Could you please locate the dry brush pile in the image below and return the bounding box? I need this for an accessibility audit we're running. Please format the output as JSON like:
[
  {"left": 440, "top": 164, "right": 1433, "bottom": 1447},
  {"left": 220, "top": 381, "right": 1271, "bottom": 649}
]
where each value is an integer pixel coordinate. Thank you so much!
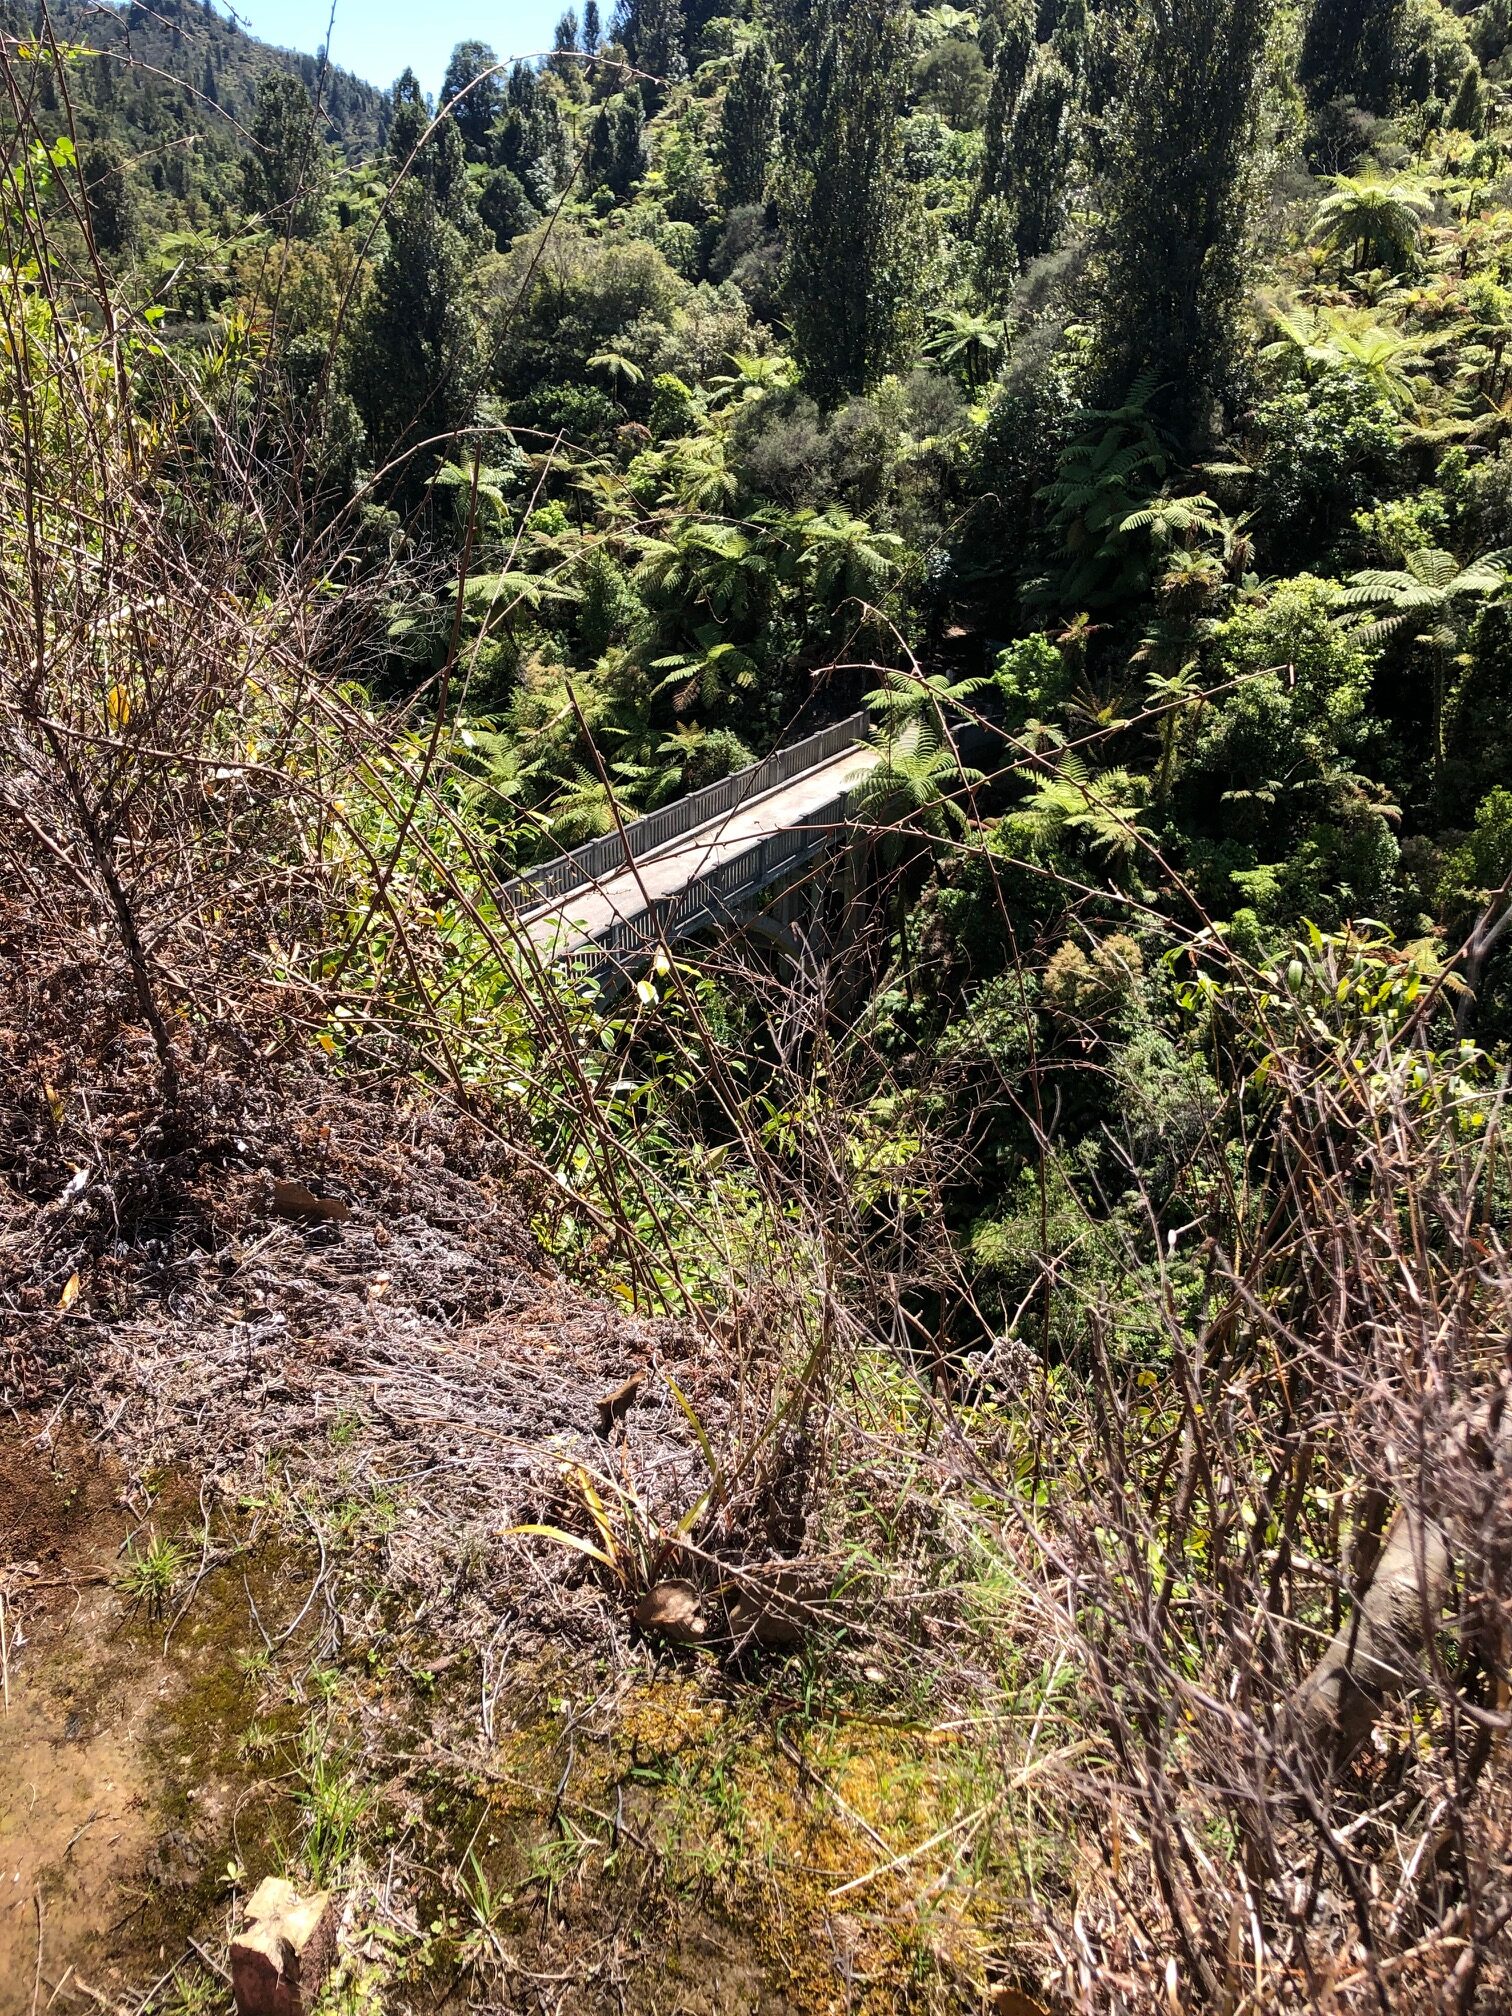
[{"left": 909, "top": 948, "right": 1512, "bottom": 2013}]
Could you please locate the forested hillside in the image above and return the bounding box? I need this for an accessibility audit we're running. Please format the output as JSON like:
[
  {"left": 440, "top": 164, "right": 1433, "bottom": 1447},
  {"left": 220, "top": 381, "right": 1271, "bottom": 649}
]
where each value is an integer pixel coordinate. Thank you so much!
[
  {"left": 6, "top": 0, "right": 1512, "bottom": 2009},
  {"left": 1, "top": 0, "right": 383, "bottom": 240}
]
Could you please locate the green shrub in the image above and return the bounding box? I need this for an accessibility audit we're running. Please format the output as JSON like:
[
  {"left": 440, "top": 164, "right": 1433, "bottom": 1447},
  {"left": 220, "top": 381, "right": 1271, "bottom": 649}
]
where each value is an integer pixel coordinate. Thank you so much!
[{"left": 1253, "top": 370, "right": 1402, "bottom": 571}]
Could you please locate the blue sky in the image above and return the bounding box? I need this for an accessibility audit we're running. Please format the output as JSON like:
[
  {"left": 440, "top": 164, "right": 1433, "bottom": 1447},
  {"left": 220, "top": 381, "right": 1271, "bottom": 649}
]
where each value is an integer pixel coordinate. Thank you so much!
[{"left": 227, "top": 1, "right": 572, "bottom": 97}]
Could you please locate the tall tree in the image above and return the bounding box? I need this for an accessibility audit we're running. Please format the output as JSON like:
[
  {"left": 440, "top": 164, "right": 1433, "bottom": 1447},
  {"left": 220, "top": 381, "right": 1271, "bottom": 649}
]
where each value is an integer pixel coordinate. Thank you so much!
[
  {"left": 984, "top": 0, "right": 1035, "bottom": 121},
  {"left": 976, "top": 36, "right": 1076, "bottom": 280},
  {"left": 972, "top": 0, "right": 1037, "bottom": 293},
  {"left": 439, "top": 40, "right": 505, "bottom": 160},
  {"left": 387, "top": 67, "right": 475, "bottom": 229},
  {"left": 618, "top": 0, "right": 687, "bottom": 92},
  {"left": 495, "top": 63, "right": 571, "bottom": 207},
  {"left": 715, "top": 30, "right": 780, "bottom": 209},
  {"left": 479, "top": 165, "right": 538, "bottom": 249},
  {"left": 1299, "top": 0, "right": 1406, "bottom": 112},
  {"left": 1002, "top": 53, "right": 1076, "bottom": 266},
  {"left": 349, "top": 181, "right": 479, "bottom": 491},
  {"left": 1448, "top": 61, "right": 1487, "bottom": 137},
  {"left": 780, "top": 0, "right": 925, "bottom": 401},
  {"left": 583, "top": 0, "right": 603, "bottom": 52},
  {"left": 583, "top": 91, "right": 647, "bottom": 200},
  {"left": 1050, "top": 0, "right": 1090, "bottom": 74},
  {"left": 386, "top": 67, "right": 431, "bottom": 171},
  {"left": 1082, "top": 0, "right": 1137, "bottom": 169},
  {"left": 1090, "top": 0, "right": 1275, "bottom": 444},
  {"left": 241, "top": 70, "right": 328, "bottom": 239},
  {"left": 81, "top": 140, "right": 136, "bottom": 256},
  {"left": 551, "top": 11, "right": 584, "bottom": 89}
]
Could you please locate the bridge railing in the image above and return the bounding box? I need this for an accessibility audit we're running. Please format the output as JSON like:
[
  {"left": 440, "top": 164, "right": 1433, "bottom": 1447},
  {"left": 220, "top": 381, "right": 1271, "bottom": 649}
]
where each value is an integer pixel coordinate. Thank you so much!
[
  {"left": 501, "top": 709, "right": 870, "bottom": 916},
  {"left": 551, "top": 785, "right": 862, "bottom": 988}
]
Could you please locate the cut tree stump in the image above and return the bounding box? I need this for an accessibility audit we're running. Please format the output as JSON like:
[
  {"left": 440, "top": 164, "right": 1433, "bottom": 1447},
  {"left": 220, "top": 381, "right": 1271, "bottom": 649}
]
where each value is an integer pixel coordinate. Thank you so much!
[
  {"left": 1286, "top": 1501, "right": 1453, "bottom": 1773},
  {"left": 230, "top": 1877, "right": 338, "bottom": 2016},
  {"left": 633, "top": 1579, "right": 707, "bottom": 1642}
]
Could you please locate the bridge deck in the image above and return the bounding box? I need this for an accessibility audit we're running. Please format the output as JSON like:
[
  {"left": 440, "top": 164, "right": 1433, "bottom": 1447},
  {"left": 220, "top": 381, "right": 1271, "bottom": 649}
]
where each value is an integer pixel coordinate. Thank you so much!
[{"left": 521, "top": 740, "right": 882, "bottom": 960}]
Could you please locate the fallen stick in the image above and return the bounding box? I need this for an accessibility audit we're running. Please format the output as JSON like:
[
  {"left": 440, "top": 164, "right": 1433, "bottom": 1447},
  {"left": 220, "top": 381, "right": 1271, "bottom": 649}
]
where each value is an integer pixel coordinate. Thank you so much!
[
  {"left": 185, "top": 1937, "right": 229, "bottom": 1983},
  {"left": 31, "top": 1891, "right": 44, "bottom": 2016}
]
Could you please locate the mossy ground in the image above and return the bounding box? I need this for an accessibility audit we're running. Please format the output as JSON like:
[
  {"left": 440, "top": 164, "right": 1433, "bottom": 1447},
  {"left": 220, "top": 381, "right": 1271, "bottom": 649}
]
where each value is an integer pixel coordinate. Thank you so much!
[
  {"left": 4, "top": 1415, "right": 1051, "bottom": 2015},
  {"left": 388, "top": 1651, "right": 1042, "bottom": 2014}
]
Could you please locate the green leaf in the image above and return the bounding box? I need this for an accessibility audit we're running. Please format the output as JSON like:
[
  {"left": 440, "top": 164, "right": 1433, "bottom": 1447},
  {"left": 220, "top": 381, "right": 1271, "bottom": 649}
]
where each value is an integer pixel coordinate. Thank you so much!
[{"left": 506, "top": 1524, "right": 617, "bottom": 1569}]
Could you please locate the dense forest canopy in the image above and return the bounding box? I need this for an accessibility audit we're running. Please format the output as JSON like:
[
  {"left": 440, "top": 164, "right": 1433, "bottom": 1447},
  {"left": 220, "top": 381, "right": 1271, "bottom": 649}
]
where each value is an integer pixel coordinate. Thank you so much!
[
  {"left": 8, "top": 0, "right": 1512, "bottom": 2005},
  {"left": 6, "top": 1, "right": 383, "bottom": 175},
  {"left": 44, "top": 0, "right": 1504, "bottom": 957}
]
